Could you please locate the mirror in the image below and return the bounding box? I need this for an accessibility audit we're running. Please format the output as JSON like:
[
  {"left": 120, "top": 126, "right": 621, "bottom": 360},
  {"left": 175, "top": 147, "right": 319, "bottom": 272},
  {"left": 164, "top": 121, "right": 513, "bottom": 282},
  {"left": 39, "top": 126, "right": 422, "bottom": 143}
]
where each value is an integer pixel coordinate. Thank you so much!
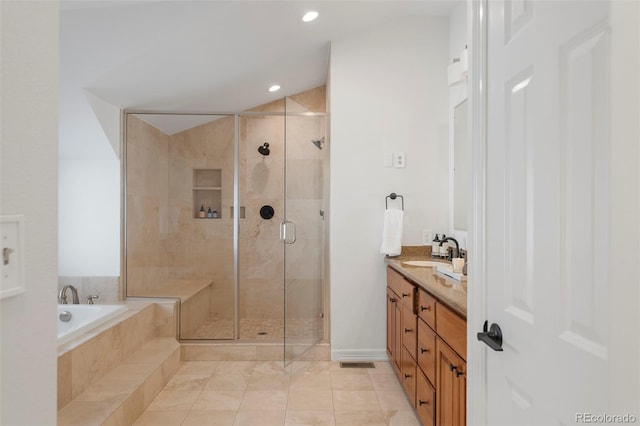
[{"left": 453, "top": 99, "right": 469, "bottom": 231}]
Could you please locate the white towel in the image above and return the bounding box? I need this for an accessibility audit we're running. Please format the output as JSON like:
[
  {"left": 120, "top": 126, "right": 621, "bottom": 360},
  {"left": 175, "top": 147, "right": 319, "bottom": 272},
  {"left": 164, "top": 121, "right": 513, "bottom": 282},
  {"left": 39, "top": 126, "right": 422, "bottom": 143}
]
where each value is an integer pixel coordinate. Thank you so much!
[{"left": 380, "top": 209, "right": 403, "bottom": 256}]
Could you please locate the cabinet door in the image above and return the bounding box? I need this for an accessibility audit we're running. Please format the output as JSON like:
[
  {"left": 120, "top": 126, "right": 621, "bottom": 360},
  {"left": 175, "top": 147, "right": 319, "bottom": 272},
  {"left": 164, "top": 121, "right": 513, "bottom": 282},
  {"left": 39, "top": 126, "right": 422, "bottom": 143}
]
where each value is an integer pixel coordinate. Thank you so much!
[
  {"left": 416, "top": 369, "right": 436, "bottom": 426},
  {"left": 417, "top": 318, "right": 436, "bottom": 384},
  {"left": 386, "top": 287, "right": 397, "bottom": 358},
  {"left": 400, "top": 346, "right": 417, "bottom": 406},
  {"left": 401, "top": 305, "right": 417, "bottom": 359},
  {"left": 394, "top": 299, "right": 402, "bottom": 374},
  {"left": 436, "top": 338, "right": 466, "bottom": 426}
]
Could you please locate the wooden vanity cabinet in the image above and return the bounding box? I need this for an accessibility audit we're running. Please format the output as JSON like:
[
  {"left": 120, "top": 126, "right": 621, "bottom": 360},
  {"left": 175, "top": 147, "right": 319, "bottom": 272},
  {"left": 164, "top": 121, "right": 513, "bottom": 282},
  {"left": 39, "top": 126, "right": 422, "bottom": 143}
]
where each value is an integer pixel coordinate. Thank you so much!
[{"left": 386, "top": 265, "right": 467, "bottom": 426}]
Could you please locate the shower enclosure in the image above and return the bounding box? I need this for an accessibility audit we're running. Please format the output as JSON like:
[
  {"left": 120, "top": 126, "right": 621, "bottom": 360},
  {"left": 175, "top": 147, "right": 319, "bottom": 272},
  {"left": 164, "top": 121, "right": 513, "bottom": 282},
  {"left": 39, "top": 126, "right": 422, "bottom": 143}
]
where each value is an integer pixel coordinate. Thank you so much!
[{"left": 123, "top": 87, "right": 328, "bottom": 362}]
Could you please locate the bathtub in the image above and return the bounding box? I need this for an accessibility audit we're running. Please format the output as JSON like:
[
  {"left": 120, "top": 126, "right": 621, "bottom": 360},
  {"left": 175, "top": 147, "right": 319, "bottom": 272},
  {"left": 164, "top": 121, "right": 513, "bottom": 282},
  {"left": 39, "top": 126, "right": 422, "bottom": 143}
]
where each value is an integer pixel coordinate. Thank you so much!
[{"left": 57, "top": 304, "right": 128, "bottom": 345}]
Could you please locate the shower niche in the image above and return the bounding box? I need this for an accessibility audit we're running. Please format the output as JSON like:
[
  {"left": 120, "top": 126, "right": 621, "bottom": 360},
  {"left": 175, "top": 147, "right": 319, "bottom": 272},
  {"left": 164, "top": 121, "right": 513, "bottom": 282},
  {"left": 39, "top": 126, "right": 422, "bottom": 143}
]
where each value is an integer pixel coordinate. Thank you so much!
[{"left": 193, "top": 168, "right": 222, "bottom": 219}]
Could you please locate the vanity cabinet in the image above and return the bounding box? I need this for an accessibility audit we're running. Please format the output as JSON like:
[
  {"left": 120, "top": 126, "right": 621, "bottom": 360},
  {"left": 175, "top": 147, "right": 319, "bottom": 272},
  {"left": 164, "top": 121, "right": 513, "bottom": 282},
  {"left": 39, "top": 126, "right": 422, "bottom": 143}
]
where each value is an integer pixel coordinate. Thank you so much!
[{"left": 386, "top": 265, "right": 466, "bottom": 426}]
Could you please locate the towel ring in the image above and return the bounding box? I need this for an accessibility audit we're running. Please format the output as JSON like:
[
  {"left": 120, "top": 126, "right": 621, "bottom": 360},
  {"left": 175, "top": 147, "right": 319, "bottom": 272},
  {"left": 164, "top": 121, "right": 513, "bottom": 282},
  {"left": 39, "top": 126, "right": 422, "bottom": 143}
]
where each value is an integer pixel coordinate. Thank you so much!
[{"left": 385, "top": 193, "right": 404, "bottom": 210}]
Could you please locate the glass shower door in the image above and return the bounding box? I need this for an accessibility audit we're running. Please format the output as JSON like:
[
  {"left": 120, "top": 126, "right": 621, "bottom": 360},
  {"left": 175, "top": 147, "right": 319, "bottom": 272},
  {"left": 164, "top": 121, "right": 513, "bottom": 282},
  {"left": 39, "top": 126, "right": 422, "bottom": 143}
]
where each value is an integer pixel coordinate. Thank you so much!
[{"left": 283, "top": 94, "right": 327, "bottom": 363}]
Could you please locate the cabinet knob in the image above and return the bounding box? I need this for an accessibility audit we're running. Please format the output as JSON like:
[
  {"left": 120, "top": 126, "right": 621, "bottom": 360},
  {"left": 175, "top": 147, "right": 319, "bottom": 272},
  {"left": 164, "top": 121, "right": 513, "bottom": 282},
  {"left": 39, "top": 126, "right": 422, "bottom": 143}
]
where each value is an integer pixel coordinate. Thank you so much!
[
  {"left": 402, "top": 293, "right": 410, "bottom": 298},
  {"left": 420, "top": 347, "right": 429, "bottom": 354},
  {"left": 389, "top": 297, "right": 397, "bottom": 303},
  {"left": 419, "top": 399, "right": 430, "bottom": 406},
  {"left": 420, "top": 305, "right": 431, "bottom": 311},
  {"left": 450, "top": 365, "right": 458, "bottom": 372},
  {"left": 404, "top": 328, "right": 413, "bottom": 334},
  {"left": 404, "top": 373, "right": 412, "bottom": 379},
  {"left": 455, "top": 369, "right": 465, "bottom": 378}
]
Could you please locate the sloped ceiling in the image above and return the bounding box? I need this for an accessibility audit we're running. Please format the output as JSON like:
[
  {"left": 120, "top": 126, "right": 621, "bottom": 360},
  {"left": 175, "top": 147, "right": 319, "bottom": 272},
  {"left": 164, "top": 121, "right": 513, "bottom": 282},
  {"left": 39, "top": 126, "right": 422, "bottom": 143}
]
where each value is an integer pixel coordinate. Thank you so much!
[{"left": 59, "top": 0, "right": 461, "bottom": 159}]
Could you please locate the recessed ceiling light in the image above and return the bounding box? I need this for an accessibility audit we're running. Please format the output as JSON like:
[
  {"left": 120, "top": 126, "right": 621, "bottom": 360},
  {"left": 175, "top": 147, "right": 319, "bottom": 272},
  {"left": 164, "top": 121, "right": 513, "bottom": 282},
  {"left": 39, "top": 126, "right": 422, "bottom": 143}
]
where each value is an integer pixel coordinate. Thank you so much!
[
  {"left": 302, "top": 11, "right": 318, "bottom": 22},
  {"left": 268, "top": 85, "right": 281, "bottom": 92}
]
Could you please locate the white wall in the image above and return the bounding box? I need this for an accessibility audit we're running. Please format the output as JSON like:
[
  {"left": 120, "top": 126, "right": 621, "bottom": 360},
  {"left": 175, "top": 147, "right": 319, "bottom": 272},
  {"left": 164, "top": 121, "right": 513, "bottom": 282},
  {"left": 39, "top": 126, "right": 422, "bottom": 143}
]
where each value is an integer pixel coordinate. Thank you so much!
[
  {"left": 59, "top": 158, "right": 120, "bottom": 276},
  {"left": 329, "top": 16, "right": 449, "bottom": 360},
  {"left": 0, "top": 1, "right": 58, "bottom": 424}
]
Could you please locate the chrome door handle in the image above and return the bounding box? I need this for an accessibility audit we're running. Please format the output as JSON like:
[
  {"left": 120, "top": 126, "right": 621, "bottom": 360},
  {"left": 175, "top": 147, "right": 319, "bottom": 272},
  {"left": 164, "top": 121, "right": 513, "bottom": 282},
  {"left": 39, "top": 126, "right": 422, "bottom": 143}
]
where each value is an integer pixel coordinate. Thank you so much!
[{"left": 280, "top": 221, "right": 296, "bottom": 244}]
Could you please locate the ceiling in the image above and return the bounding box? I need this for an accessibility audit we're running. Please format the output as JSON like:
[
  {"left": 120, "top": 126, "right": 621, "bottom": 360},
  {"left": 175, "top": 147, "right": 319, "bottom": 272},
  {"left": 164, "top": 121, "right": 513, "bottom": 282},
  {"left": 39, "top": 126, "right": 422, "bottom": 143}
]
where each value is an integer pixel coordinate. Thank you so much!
[{"left": 59, "top": 0, "right": 461, "bottom": 159}]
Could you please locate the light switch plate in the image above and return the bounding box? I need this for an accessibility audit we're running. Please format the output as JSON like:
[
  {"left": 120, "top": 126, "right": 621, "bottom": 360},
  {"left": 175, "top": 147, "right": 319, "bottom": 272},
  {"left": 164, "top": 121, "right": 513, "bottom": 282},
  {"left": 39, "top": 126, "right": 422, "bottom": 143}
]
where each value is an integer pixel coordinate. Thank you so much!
[
  {"left": 1, "top": 215, "right": 26, "bottom": 299},
  {"left": 393, "top": 152, "right": 406, "bottom": 168}
]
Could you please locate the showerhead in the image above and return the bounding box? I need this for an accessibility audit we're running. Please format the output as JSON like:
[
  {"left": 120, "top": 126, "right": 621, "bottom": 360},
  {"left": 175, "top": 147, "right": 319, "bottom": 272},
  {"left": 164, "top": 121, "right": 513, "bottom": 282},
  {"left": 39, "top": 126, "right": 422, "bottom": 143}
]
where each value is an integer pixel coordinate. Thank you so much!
[
  {"left": 311, "top": 137, "right": 325, "bottom": 150},
  {"left": 258, "top": 142, "right": 270, "bottom": 156}
]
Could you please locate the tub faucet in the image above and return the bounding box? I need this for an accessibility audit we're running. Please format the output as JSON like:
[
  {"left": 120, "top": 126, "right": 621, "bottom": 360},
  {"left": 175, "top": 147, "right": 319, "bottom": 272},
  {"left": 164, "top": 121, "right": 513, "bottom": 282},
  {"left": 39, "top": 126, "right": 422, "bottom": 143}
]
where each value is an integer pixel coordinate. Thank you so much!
[
  {"left": 58, "top": 285, "right": 80, "bottom": 304},
  {"left": 440, "top": 237, "right": 460, "bottom": 259}
]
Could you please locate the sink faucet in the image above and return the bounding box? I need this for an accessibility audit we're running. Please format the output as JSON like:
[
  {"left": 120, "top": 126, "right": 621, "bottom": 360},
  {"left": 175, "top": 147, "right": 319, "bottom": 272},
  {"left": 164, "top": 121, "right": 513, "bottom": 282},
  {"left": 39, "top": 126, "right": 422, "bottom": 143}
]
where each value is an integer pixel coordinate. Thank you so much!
[
  {"left": 440, "top": 237, "right": 460, "bottom": 259},
  {"left": 58, "top": 285, "right": 80, "bottom": 304}
]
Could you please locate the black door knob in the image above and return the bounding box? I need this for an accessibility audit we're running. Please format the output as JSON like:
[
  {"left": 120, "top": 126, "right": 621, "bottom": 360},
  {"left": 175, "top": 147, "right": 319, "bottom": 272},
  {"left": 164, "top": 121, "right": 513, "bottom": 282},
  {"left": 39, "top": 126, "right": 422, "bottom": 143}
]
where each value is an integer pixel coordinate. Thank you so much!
[{"left": 477, "top": 320, "right": 504, "bottom": 351}]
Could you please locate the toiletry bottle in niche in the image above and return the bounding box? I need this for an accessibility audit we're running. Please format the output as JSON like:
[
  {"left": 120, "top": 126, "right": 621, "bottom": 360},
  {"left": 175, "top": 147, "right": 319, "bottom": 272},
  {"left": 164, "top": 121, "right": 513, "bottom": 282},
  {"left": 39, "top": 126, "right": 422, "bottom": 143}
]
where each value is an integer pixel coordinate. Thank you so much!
[
  {"left": 440, "top": 234, "right": 449, "bottom": 258},
  {"left": 432, "top": 234, "right": 441, "bottom": 258},
  {"left": 212, "top": 210, "right": 219, "bottom": 219},
  {"left": 199, "top": 205, "right": 206, "bottom": 218},
  {"left": 207, "top": 207, "right": 213, "bottom": 218}
]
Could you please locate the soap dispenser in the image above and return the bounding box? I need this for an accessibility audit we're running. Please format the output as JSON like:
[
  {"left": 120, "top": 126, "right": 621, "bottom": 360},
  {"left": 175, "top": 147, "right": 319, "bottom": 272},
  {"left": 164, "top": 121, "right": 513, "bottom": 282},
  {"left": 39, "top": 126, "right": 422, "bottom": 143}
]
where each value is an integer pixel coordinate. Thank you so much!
[
  {"left": 199, "top": 205, "right": 206, "bottom": 218},
  {"left": 431, "top": 234, "right": 441, "bottom": 258},
  {"left": 207, "top": 207, "right": 213, "bottom": 218}
]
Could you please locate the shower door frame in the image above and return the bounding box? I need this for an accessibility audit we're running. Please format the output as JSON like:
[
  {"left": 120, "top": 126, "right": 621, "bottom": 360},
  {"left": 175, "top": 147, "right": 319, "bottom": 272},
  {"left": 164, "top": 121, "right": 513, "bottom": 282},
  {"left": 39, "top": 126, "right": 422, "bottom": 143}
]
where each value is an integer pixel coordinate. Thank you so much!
[{"left": 121, "top": 107, "right": 328, "bottom": 355}]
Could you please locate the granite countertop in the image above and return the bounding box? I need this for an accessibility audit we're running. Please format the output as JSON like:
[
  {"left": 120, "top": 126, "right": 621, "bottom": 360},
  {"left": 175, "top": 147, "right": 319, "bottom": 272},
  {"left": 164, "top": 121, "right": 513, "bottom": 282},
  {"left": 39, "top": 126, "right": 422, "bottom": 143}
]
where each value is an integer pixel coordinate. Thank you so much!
[{"left": 384, "top": 247, "right": 467, "bottom": 318}]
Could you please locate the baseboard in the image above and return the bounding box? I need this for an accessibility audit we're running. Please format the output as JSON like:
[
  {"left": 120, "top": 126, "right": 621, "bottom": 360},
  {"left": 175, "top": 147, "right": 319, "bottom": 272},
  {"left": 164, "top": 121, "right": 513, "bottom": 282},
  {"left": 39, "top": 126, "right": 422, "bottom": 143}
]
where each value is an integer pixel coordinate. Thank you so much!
[{"left": 331, "top": 349, "right": 390, "bottom": 362}]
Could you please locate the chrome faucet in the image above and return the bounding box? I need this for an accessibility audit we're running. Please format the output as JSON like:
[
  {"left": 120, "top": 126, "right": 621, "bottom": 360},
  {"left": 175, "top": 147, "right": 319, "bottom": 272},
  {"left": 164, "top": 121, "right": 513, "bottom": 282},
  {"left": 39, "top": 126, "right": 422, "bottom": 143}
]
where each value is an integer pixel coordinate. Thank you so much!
[
  {"left": 440, "top": 237, "right": 460, "bottom": 259},
  {"left": 58, "top": 285, "right": 80, "bottom": 304}
]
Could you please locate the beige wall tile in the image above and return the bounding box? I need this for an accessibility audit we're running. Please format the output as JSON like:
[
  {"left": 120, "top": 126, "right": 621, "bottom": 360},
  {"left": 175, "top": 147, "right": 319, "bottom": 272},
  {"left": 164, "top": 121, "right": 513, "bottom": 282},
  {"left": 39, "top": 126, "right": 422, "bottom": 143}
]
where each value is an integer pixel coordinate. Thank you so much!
[{"left": 57, "top": 351, "right": 72, "bottom": 409}]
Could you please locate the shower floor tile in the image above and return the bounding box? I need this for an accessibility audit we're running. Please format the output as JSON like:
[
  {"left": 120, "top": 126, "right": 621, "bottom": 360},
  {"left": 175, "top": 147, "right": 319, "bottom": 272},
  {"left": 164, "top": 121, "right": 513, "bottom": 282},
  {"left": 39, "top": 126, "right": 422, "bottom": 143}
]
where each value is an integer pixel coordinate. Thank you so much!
[
  {"left": 183, "top": 317, "right": 322, "bottom": 341},
  {"left": 134, "top": 361, "right": 421, "bottom": 426}
]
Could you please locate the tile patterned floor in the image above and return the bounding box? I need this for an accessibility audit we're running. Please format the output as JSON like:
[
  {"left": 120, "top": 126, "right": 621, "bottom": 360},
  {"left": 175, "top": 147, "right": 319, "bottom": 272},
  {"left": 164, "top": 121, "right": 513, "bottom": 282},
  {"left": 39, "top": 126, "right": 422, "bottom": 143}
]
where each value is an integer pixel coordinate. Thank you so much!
[
  {"left": 133, "top": 361, "right": 420, "bottom": 426},
  {"left": 187, "top": 318, "right": 323, "bottom": 341}
]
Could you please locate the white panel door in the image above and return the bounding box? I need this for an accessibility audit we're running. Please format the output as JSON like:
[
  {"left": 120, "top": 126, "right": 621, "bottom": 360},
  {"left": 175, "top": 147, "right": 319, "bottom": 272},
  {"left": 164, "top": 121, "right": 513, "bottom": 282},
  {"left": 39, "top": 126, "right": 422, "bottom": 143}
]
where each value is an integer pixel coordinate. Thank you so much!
[{"left": 482, "top": 1, "right": 629, "bottom": 424}]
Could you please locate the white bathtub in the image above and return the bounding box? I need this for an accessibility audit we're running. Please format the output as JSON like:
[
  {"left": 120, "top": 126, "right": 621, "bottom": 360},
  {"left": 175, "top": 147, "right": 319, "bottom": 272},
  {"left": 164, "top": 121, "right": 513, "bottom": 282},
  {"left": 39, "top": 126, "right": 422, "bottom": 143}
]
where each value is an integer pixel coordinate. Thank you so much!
[{"left": 57, "top": 304, "right": 127, "bottom": 345}]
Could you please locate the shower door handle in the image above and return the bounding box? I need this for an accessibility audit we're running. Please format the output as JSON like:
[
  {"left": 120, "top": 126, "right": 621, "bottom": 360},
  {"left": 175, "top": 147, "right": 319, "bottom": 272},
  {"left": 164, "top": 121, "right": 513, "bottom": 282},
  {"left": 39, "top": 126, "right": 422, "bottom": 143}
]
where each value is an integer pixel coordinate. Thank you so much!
[{"left": 280, "top": 221, "right": 297, "bottom": 244}]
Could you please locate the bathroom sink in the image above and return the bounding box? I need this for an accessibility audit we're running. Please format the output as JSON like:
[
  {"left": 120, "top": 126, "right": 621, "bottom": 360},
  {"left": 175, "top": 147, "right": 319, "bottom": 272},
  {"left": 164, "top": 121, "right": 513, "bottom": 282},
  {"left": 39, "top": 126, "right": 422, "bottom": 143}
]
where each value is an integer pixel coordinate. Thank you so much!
[{"left": 401, "top": 260, "right": 451, "bottom": 268}]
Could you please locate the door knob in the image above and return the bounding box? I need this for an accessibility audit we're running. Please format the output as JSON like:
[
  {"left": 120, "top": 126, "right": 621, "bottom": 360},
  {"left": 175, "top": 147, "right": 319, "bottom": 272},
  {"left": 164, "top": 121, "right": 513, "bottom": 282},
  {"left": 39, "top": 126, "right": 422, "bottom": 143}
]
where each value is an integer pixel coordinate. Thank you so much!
[{"left": 477, "top": 320, "right": 503, "bottom": 351}]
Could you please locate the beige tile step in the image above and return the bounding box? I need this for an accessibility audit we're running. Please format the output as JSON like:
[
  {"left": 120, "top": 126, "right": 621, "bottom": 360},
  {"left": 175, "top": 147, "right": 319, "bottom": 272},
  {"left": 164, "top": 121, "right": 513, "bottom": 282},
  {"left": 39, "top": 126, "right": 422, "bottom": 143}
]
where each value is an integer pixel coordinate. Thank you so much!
[{"left": 57, "top": 338, "right": 180, "bottom": 426}]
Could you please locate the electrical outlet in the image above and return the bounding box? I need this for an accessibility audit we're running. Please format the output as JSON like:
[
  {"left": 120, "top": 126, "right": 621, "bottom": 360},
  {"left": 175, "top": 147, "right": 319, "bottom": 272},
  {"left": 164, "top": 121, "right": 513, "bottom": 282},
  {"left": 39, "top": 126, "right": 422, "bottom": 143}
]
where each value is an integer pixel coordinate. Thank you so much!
[
  {"left": 422, "top": 229, "right": 433, "bottom": 245},
  {"left": 393, "top": 152, "right": 406, "bottom": 168}
]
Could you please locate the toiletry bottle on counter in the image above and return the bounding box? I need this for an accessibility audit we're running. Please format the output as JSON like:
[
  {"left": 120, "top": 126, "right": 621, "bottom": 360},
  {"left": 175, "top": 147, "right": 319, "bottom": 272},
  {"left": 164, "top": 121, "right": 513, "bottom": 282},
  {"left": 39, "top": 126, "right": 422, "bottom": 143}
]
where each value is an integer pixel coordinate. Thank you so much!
[
  {"left": 207, "top": 207, "right": 213, "bottom": 218},
  {"left": 432, "top": 234, "right": 441, "bottom": 258},
  {"left": 199, "top": 205, "right": 206, "bottom": 218},
  {"left": 212, "top": 210, "right": 219, "bottom": 218}
]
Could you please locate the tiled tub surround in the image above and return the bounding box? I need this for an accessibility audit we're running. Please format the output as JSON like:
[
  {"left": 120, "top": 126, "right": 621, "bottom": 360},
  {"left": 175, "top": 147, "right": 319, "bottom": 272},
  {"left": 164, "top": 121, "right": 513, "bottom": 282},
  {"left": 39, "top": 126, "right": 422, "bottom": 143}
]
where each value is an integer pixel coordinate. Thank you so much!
[
  {"left": 58, "top": 276, "right": 120, "bottom": 304},
  {"left": 57, "top": 301, "right": 180, "bottom": 425},
  {"left": 126, "top": 86, "right": 327, "bottom": 341}
]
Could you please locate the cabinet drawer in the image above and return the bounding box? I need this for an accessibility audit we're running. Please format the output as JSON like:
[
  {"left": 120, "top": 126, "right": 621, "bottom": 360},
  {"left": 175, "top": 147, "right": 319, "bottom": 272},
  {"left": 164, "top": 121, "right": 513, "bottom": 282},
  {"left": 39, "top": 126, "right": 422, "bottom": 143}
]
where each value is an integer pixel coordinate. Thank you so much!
[
  {"left": 402, "top": 305, "right": 417, "bottom": 359},
  {"left": 417, "top": 318, "right": 436, "bottom": 384},
  {"left": 399, "top": 278, "right": 415, "bottom": 311},
  {"left": 387, "top": 267, "right": 406, "bottom": 299},
  {"left": 417, "top": 288, "right": 436, "bottom": 328},
  {"left": 416, "top": 369, "right": 435, "bottom": 426},
  {"left": 436, "top": 303, "right": 466, "bottom": 360},
  {"left": 400, "top": 346, "right": 417, "bottom": 406}
]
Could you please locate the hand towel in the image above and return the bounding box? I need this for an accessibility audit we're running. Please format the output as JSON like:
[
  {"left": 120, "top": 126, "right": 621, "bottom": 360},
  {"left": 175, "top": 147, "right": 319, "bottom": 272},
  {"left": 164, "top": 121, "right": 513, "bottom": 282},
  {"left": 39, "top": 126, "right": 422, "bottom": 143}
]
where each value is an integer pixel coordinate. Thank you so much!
[{"left": 380, "top": 208, "right": 403, "bottom": 256}]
